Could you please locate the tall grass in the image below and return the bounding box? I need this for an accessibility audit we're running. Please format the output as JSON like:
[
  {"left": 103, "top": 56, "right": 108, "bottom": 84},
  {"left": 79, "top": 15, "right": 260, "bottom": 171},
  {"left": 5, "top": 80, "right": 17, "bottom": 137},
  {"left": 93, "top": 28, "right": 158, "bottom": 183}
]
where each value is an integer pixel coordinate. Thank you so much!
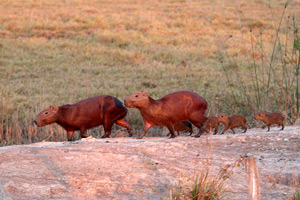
[{"left": 215, "top": 2, "right": 300, "bottom": 124}]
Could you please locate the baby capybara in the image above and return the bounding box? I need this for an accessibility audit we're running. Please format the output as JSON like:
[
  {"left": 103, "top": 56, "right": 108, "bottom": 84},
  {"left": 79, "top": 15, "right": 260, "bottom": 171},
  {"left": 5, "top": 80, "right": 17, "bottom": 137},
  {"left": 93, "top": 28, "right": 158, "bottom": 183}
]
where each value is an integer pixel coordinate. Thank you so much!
[
  {"left": 124, "top": 91, "right": 207, "bottom": 139},
  {"left": 194, "top": 116, "right": 220, "bottom": 137},
  {"left": 218, "top": 114, "right": 247, "bottom": 134},
  {"left": 173, "top": 121, "right": 193, "bottom": 136},
  {"left": 254, "top": 112, "right": 284, "bottom": 131},
  {"left": 34, "top": 95, "right": 132, "bottom": 141},
  {"left": 166, "top": 121, "right": 193, "bottom": 137}
]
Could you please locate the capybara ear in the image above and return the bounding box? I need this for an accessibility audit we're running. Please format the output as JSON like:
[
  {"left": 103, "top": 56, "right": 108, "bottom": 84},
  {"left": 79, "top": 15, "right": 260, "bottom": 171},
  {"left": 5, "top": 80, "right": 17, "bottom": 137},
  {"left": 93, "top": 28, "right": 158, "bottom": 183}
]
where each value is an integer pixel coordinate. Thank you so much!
[
  {"left": 142, "top": 91, "right": 148, "bottom": 96},
  {"left": 49, "top": 106, "right": 58, "bottom": 111}
]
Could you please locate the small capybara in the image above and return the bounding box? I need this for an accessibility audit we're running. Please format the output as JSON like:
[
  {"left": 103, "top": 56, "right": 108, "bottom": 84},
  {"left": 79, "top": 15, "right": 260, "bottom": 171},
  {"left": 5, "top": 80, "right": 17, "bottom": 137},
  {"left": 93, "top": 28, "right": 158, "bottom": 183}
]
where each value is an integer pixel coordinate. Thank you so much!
[
  {"left": 34, "top": 95, "right": 132, "bottom": 141},
  {"left": 254, "top": 112, "right": 284, "bottom": 131},
  {"left": 194, "top": 116, "right": 220, "bottom": 137},
  {"left": 124, "top": 91, "right": 207, "bottom": 139},
  {"left": 218, "top": 114, "right": 247, "bottom": 134},
  {"left": 169, "top": 121, "right": 193, "bottom": 136}
]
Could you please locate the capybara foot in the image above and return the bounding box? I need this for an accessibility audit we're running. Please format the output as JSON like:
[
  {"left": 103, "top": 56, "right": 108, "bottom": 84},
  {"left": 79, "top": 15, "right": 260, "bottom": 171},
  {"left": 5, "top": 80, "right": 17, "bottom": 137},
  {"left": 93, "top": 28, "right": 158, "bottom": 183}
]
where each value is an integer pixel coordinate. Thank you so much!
[
  {"left": 101, "top": 134, "right": 109, "bottom": 138},
  {"left": 128, "top": 132, "right": 133, "bottom": 137}
]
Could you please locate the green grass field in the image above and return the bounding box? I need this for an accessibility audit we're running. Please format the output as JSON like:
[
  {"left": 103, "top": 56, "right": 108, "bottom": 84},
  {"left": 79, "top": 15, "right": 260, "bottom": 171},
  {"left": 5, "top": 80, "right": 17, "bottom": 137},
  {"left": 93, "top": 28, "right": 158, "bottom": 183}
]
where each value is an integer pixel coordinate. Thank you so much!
[{"left": 0, "top": 0, "right": 299, "bottom": 145}]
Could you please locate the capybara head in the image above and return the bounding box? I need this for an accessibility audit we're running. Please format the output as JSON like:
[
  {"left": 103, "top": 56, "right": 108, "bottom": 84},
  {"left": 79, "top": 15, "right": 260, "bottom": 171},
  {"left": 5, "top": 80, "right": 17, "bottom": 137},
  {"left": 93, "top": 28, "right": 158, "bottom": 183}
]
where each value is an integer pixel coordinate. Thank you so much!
[
  {"left": 124, "top": 91, "right": 150, "bottom": 108},
  {"left": 34, "top": 106, "right": 59, "bottom": 127},
  {"left": 254, "top": 112, "right": 266, "bottom": 121},
  {"left": 218, "top": 113, "right": 229, "bottom": 124}
]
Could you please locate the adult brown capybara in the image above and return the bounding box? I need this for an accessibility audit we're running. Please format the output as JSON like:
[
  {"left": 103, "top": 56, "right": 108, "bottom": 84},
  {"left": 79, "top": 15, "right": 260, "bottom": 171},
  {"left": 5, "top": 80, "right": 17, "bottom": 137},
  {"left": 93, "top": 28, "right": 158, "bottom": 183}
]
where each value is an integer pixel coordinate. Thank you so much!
[
  {"left": 218, "top": 114, "right": 247, "bottom": 134},
  {"left": 194, "top": 116, "right": 220, "bottom": 137},
  {"left": 254, "top": 112, "right": 284, "bottom": 131},
  {"left": 34, "top": 95, "right": 132, "bottom": 141},
  {"left": 124, "top": 91, "right": 207, "bottom": 139}
]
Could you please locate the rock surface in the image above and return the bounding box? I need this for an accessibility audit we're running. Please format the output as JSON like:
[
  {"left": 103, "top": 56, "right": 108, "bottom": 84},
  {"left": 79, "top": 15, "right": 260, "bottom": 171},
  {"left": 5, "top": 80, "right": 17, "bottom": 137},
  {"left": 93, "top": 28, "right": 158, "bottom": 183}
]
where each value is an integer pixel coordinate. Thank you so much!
[{"left": 0, "top": 126, "right": 299, "bottom": 200}]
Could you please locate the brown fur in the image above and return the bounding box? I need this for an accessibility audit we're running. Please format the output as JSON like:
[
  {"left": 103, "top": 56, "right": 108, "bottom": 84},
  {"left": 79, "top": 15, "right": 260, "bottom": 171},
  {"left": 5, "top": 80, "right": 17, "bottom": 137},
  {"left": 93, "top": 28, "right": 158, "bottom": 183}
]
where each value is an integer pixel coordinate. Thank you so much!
[
  {"left": 34, "top": 95, "right": 132, "bottom": 141},
  {"left": 124, "top": 91, "right": 207, "bottom": 139},
  {"left": 254, "top": 112, "right": 284, "bottom": 131},
  {"left": 218, "top": 114, "right": 247, "bottom": 134},
  {"left": 172, "top": 121, "right": 193, "bottom": 136},
  {"left": 194, "top": 116, "right": 219, "bottom": 137}
]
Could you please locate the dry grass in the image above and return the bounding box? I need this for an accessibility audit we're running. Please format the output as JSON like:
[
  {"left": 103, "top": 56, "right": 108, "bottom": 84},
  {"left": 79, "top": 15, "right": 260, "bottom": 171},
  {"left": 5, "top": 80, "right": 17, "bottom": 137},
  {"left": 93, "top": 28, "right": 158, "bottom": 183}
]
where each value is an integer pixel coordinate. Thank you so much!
[{"left": 0, "top": 0, "right": 299, "bottom": 145}]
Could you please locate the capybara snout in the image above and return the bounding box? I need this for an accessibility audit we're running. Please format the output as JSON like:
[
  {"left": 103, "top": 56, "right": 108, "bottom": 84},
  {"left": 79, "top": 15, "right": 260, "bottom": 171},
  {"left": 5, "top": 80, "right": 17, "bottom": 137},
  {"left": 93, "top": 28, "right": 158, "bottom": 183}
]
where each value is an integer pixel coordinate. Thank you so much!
[{"left": 34, "top": 106, "right": 58, "bottom": 127}]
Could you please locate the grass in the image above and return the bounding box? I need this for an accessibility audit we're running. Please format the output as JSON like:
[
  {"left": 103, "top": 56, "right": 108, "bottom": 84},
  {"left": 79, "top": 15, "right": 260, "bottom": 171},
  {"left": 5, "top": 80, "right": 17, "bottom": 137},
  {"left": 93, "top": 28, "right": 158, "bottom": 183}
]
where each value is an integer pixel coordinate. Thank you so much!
[
  {"left": 169, "top": 131, "right": 245, "bottom": 200},
  {"left": 0, "top": 0, "right": 300, "bottom": 145}
]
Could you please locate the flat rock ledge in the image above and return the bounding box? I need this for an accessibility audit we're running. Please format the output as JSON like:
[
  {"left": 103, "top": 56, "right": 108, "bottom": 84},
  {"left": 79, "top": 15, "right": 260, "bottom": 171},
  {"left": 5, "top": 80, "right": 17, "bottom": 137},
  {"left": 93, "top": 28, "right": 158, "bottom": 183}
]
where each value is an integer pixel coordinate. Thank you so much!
[{"left": 0, "top": 126, "right": 299, "bottom": 200}]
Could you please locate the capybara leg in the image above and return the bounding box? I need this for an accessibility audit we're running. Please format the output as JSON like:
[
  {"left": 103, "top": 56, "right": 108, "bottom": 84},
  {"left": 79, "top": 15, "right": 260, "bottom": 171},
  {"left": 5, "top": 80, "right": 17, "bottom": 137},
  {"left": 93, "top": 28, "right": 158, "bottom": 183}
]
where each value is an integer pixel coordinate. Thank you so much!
[
  {"left": 231, "top": 128, "right": 235, "bottom": 134},
  {"left": 166, "top": 125, "right": 176, "bottom": 138},
  {"left": 267, "top": 125, "right": 270, "bottom": 132},
  {"left": 213, "top": 129, "right": 218, "bottom": 135},
  {"left": 67, "top": 131, "right": 74, "bottom": 141},
  {"left": 116, "top": 119, "right": 132, "bottom": 137},
  {"left": 280, "top": 124, "right": 284, "bottom": 130},
  {"left": 137, "top": 122, "right": 152, "bottom": 139},
  {"left": 214, "top": 127, "right": 219, "bottom": 135},
  {"left": 182, "top": 121, "right": 193, "bottom": 136},
  {"left": 220, "top": 128, "right": 227, "bottom": 135},
  {"left": 193, "top": 127, "right": 205, "bottom": 138},
  {"left": 80, "top": 129, "right": 88, "bottom": 138},
  {"left": 242, "top": 125, "right": 247, "bottom": 133},
  {"left": 102, "top": 122, "right": 113, "bottom": 138}
]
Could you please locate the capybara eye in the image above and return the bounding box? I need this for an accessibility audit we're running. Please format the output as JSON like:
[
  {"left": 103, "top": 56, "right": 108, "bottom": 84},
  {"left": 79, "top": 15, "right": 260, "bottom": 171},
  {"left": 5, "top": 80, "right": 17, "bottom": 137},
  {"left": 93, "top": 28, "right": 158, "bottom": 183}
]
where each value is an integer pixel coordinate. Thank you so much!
[
  {"left": 45, "top": 112, "right": 48, "bottom": 115},
  {"left": 135, "top": 95, "right": 138, "bottom": 97}
]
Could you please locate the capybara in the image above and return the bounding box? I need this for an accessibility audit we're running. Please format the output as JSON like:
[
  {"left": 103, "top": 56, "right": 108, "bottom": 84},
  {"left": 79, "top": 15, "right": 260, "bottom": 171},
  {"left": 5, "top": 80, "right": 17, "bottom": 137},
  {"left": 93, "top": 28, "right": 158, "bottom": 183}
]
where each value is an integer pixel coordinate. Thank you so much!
[
  {"left": 254, "top": 112, "right": 284, "bottom": 131},
  {"left": 194, "top": 116, "right": 220, "bottom": 137},
  {"left": 167, "top": 121, "right": 193, "bottom": 136},
  {"left": 218, "top": 114, "right": 247, "bottom": 134},
  {"left": 34, "top": 95, "right": 132, "bottom": 141},
  {"left": 174, "top": 121, "right": 193, "bottom": 136},
  {"left": 124, "top": 91, "right": 207, "bottom": 139}
]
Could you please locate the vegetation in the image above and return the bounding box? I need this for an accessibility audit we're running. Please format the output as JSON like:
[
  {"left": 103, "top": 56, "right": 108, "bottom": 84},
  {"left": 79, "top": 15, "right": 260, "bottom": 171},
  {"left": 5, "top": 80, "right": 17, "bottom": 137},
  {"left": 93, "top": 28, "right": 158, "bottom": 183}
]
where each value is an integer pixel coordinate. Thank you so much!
[{"left": 0, "top": 0, "right": 299, "bottom": 145}]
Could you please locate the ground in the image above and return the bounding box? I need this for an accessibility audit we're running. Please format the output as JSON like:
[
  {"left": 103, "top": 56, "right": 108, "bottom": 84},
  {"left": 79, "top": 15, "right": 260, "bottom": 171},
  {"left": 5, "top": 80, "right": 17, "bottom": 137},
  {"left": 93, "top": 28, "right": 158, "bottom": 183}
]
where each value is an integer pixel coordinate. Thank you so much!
[{"left": 0, "top": 126, "right": 299, "bottom": 200}]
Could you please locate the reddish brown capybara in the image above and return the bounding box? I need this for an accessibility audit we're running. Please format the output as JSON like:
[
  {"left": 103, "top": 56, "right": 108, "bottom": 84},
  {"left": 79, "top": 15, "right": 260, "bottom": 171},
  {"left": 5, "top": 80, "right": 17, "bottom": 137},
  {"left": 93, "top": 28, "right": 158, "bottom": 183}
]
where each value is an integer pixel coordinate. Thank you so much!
[
  {"left": 123, "top": 91, "right": 207, "bottom": 139},
  {"left": 34, "top": 95, "right": 132, "bottom": 141},
  {"left": 174, "top": 121, "right": 193, "bottom": 136},
  {"left": 254, "top": 112, "right": 284, "bottom": 131},
  {"left": 194, "top": 116, "right": 220, "bottom": 137},
  {"left": 218, "top": 114, "right": 247, "bottom": 134},
  {"left": 167, "top": 121, "right": 193, "bottom": 136}
]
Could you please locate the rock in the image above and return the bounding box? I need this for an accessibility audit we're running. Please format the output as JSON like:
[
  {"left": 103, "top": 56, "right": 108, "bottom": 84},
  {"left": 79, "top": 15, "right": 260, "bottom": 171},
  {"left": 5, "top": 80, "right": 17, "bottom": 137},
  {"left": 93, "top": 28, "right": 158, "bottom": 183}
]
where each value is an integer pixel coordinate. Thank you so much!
[{"left": 0, "top": 126, "right": 299, "bottom": 200}]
